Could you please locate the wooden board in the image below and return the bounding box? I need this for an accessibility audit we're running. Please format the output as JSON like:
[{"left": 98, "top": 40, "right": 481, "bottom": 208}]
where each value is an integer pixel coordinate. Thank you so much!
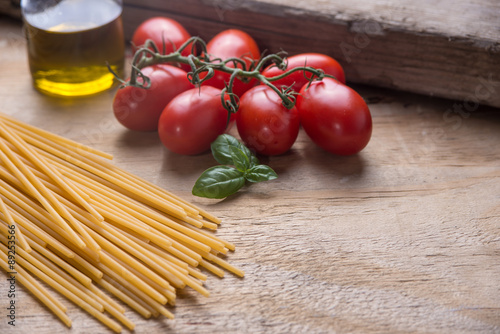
[
  {"left": 0, "top": 0, "right": 21, "bottom": 20},
  {"left": 1, "top": 17, "right": 500, "bottom": 334},
  {"left": 122, "top": 0, "right": 500, "bottom": 108}
]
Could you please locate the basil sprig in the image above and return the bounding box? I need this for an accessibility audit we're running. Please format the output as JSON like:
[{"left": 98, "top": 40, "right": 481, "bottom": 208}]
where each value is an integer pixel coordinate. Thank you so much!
[{"left": 192, "top": 135, "right": 278, "bottom": 199}]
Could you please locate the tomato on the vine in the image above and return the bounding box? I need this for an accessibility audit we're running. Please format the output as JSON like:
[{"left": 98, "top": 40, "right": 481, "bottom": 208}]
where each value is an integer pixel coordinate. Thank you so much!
[
  {"left": 202, "top": 29, "right": 260, "bottom": 97},
  {"left": 132, "top": 17, "right": 192, "bottom": 71},
  {"left": 262, "top": 53, "right": 345, "bottom": 93},
  {"left": 113, "top": 64, "right": 193, "bottom": 132},
  {"left": 158, "top": 86, "right": 229, "bottom": 155},
  {"left": 296, "top": 78, "right": 372, "bottom": 155},
  {"left": 236, "top": 85, "right": 300, "bottom": 156}
]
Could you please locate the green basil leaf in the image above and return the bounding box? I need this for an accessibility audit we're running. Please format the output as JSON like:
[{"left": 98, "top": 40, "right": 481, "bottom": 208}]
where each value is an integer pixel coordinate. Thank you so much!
[
  {"left": 210, "top": 134, "right": 242, "bottom": 165},
  {"left": 244, "top": 164, "right": 278, "bottom": 183},
  {"left": 247, "top": 151, "right": 260, "bottom": 167},
  {"left": 238, "top": 143, "right": 259, "bottom": 167},
  {"left": 211, "top": 134, "right": 260, "bottom": 167},
  {"left": 192, "top": 166, "right": 246, "bottom": 199},
  {"left": 230, "top": 146, "right": 251, "bottom": 171}
]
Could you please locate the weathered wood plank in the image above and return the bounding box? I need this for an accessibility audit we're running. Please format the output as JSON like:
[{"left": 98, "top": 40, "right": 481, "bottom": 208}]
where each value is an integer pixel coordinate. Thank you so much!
[
  {"left": 0, "top": 0, "right": 21, "bottom": 19},
  {"left": 122, "top": 0, "right": 500, "bottom": 108}
]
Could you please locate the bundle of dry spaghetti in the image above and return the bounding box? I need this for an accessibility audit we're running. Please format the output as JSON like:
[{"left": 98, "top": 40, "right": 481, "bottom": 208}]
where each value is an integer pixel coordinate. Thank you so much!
[{"left": 0, "top": 112, "right": 243, "bottom": 332}]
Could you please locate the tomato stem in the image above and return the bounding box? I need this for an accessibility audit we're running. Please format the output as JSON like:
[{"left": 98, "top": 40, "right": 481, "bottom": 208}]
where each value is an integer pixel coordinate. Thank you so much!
[{"left": 119, "top": 36, "right": 332, "bottom": 114}]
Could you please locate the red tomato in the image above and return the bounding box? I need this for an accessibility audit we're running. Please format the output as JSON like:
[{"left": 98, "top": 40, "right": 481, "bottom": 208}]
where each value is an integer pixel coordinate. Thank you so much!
[
  {"left": 202, "top": 29, "right": 260, "bottom": 96},
  {"left": 296, "top": 78, "right": 372, "bottom": 155},
  {"left": 262, "top": 53, "right": 346, "bottom": 93},
  {"left": 158, "top": 86, "right": 229, "bottom": 155},
  {"left": 113, "top": 65, "right": 193, "bottom": 132},
  {"left": 236, "top": 85, "right": 300, "bottom": 156},
  {"left": 131, "top": 17, "right": 192, "bottom": 71}
]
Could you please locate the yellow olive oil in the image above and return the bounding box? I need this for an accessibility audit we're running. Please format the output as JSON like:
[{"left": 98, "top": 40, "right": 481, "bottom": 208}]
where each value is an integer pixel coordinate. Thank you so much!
[{"left": 23, "top": 0, "right": 124, "bottom": 97}]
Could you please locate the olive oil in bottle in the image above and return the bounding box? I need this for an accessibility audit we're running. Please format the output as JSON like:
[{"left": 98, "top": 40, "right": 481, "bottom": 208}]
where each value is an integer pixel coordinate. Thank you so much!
[{"left": 22, "top": 0, "right": 125, "bottom": 97}]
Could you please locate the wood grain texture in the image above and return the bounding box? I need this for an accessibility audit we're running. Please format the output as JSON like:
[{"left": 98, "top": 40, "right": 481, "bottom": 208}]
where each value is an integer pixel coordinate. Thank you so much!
[
  {"left": 122, "top": 0, "right": 500, "bottom": 108},
  {"left": 1, "top": 18, "right": 500, "bottom": 334}
]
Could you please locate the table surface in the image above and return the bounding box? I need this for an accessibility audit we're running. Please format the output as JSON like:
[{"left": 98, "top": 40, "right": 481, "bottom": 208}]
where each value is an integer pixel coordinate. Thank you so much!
[{"left": 0, "top": 17, "right": 499, "bottom": 334}]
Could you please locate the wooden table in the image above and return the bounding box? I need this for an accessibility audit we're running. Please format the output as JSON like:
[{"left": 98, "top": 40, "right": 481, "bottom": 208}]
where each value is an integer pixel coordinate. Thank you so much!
[{"left": 1, "top": 16, "right": 500, "bottom": 334}]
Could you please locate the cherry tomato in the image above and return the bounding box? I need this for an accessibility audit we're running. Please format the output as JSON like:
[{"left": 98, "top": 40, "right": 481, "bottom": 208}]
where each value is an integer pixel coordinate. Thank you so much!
[
  {"left": 262, "top": 53, "right": 346, "bottom": 93},
  {"left": 131, "top": 17, "right": 192, "bottom": 71},
  {"left": 296, "top": 78, "right": 372, "bottom": 155},
  {"left": 236, "top": 85, "right": 300, "bottom": 156},
  {"left": 113, "top": 65, "right": 193, "bottom": 132},
  {"left": 202, "top": 29, "right": 260, "bottom": 96},
  {"left": 158, "top": 86, "right": 229, "bottom": 155}
]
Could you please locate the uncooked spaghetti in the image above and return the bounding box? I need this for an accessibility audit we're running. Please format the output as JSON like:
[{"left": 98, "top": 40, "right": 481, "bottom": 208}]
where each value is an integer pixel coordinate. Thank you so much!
[{"left": 0, "top": 113, "right": 243, "bottom": 333}]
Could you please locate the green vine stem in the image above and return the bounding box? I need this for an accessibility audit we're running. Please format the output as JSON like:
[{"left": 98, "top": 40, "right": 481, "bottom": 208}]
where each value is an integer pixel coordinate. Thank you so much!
[{"left": 118, "top": 36, "right": 334, "bottom": 115}]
